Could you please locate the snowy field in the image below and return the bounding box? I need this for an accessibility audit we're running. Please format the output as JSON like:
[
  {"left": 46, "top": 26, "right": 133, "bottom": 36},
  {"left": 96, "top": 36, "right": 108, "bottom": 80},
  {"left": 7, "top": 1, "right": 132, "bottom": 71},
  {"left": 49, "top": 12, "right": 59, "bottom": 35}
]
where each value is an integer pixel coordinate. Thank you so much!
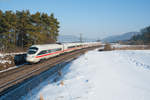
[{"left": 21, "top": 49, "right": 150, "bottom": 100}]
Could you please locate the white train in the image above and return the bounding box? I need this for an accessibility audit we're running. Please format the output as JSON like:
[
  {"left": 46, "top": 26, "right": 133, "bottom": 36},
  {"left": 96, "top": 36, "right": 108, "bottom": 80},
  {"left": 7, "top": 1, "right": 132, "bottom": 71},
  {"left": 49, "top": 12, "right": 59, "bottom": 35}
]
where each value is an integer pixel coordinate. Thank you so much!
[{"left": 26, "top": 42, "right": 100, "bottom": 63}]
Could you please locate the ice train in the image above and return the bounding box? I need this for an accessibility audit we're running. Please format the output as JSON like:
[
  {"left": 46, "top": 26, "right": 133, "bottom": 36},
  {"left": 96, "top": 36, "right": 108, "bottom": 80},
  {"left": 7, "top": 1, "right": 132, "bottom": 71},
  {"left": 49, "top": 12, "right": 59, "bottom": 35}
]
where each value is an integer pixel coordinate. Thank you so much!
[{"left": 26, "top": 42, "right": 100, "bottom": 63}]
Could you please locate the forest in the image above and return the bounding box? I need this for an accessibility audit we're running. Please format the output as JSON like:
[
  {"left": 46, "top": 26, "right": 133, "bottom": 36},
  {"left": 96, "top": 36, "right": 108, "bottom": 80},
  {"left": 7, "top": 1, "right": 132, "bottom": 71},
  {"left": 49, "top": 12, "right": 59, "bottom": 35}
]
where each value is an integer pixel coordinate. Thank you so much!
[
  {"left": 129, "top": 26, "right": 150, "bottom": 45},
  {"left": 0, "top": 10, "right": 60, "bottom": 51}
]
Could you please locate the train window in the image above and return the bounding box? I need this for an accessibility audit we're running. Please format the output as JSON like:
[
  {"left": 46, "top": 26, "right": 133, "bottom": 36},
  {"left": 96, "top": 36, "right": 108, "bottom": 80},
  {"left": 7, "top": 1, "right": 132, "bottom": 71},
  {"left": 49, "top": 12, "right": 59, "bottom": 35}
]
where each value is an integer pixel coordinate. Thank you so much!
[
  {"left": 28, "top": 47, "right": 38, "bottom": 55},
  {"left": 51, "top": 49, "right": 56, "bottom": 52},
  {"left": 29, "top": 47, "right": 38, "bottom": 51},
  {"left": 50, "top": 48, "right": 62, "bottom": 52},
  {"left": 37, "top": 50, "right": 47, "bottom": 55},
  {"left": 55, "top": 48, "right": 62, "bottom": 51},
  {"left": 28, "top": 47, "right": 38, "bottom": 54},
  {"left": 48, "top": 50, "right": 51, "bottom": 53},
  {"left": 68, "top": 46, "right": 75, "bottom": 48},
  {"left": 28, "top": 50, "right": 37, "bottom": 54}
]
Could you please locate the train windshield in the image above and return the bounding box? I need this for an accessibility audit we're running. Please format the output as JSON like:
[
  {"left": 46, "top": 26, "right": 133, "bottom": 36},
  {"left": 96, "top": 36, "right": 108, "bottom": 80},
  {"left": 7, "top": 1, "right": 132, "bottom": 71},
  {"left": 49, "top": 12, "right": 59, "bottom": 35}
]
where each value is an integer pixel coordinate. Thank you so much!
[{"left": 28, "top": 47, "right": 38, "bottom": 54}]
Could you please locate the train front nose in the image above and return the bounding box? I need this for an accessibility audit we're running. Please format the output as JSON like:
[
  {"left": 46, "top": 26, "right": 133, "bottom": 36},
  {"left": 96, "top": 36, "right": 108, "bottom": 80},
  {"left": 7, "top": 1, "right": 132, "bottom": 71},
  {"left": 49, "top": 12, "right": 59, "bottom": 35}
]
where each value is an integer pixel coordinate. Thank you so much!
[{"left": 26, "top": 55, "right": 35, "bottom": 63}]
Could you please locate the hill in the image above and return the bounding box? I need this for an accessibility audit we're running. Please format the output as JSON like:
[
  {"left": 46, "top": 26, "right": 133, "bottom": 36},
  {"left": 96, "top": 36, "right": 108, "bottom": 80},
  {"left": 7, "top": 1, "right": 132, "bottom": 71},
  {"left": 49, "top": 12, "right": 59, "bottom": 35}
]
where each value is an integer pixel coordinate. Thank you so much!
[
  {"left": 130, "top": 26, "right": 150, "bottom": 44},
  {"left": 57, "top": 35, "right": 96, "bottom": 42},
  {"left": 102, "top": 32, "right": 141, "bottom": 42}
]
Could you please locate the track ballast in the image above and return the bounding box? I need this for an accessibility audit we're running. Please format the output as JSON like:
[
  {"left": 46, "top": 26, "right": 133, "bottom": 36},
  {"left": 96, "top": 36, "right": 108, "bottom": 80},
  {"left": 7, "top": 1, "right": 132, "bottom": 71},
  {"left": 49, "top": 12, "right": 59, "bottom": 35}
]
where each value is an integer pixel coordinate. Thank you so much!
[{"left": 0, "top": 46, "right": 100, "bottom": 96}]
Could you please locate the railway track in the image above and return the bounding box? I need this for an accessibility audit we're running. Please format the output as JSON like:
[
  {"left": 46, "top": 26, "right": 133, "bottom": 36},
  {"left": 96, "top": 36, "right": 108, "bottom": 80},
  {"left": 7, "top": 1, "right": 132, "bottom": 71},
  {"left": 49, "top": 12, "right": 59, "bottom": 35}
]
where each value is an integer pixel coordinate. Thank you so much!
[{"left": 0, "top": 46, "right": 100, "bottom": 95}]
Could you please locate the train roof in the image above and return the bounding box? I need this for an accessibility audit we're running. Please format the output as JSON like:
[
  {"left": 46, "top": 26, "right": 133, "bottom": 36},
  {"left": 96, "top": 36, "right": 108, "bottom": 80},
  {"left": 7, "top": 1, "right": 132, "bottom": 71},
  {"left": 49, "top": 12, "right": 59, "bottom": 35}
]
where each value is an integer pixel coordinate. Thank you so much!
[{"left": 30, "top": 44, "right": 63, "bottom": 50}]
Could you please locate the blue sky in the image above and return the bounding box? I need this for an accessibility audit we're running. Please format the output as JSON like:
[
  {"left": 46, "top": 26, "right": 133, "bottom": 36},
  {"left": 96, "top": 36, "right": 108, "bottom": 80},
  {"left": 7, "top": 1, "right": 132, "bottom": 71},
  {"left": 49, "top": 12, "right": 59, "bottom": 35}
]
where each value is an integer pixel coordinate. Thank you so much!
[{"left": 0, "top": 0, "right": 150, "bottom": 39}]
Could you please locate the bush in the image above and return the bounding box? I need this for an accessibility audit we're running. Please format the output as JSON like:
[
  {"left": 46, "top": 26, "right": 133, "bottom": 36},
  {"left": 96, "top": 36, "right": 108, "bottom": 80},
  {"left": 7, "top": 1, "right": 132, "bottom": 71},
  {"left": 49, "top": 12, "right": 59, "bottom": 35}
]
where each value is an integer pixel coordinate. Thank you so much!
[{"left": 104, "top": 43, "right": 112, "bottom": 51}]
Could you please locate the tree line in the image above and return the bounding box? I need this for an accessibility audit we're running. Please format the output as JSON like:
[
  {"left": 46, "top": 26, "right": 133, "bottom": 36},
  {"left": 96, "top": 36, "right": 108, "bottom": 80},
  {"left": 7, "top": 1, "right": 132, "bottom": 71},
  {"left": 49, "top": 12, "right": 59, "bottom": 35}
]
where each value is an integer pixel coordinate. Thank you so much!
[
  {"left": 0, "top": 10, "right": 60, "bottom": 51},
  {"left": 130, "top": 26, "right": 150, "bottom": 45}
]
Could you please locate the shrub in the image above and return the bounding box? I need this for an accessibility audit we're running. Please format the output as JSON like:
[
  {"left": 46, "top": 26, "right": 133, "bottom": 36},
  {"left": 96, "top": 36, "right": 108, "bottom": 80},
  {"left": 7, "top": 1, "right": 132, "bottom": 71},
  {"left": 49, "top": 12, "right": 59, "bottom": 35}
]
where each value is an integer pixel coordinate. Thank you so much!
[{"left": 104, "top": 43, "right": 112, "bottom": 51}]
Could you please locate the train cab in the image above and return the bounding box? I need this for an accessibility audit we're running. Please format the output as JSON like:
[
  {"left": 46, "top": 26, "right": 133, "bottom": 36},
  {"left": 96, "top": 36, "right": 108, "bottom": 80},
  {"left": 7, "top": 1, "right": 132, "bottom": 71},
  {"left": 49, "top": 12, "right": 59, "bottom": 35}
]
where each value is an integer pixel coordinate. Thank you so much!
[{"left": 26, "top": 46, "right": 40, "bottom": 63}]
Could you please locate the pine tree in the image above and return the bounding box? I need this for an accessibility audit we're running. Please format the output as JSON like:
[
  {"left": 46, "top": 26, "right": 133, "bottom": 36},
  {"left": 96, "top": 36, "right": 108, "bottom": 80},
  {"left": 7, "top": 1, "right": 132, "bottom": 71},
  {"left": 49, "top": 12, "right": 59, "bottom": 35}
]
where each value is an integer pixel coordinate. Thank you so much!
[
  {"left": 49, "top": 13, "right": 59, "bottom": 41},
  {"left": 130, "top": 26, "right": 150, "bottom": 44},
  {"left": 0, "top": 10, "right": 60, "bottom": 51},
  {"left": 16, "top": 10, "right": 31, "bottom": 48}
]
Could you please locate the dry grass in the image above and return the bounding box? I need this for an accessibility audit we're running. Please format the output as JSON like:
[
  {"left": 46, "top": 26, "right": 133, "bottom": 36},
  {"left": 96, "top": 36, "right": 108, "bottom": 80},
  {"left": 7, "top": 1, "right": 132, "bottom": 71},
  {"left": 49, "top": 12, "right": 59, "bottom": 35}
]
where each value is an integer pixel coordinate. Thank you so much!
[
  {"left": 99, "top": 44, "right": 150, "bottom": 52},
  {"left": 104, "top": 43, "right": 113, "bottom": 51},
  {"left": 40, "top": 94, "right": 44, "bottom": 100},
  {"left": 0, "top": 55, "right": 15, "bottom": 71},
  {"left": 114, "top": 45, "right": 150, "bottom": 50},
  {"left": 60, "top": 81, "right": 64, "bottom": 86}
]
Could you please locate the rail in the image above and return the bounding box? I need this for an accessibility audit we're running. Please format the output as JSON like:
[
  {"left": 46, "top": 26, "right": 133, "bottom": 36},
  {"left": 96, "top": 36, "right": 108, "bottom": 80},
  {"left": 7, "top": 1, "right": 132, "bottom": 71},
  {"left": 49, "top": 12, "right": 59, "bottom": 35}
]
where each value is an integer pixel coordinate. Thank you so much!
[{"left": 0, "top": 46, "right": 100, "bottom": 94}]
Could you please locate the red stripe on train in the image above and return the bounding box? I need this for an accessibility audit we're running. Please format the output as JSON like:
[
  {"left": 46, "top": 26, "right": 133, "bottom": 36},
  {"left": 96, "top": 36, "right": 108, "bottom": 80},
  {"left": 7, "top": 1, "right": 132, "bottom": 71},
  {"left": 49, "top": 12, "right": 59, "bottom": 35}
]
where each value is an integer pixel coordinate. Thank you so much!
[{"left": 35, "top": 47, "right": 81, "bottom": 58}]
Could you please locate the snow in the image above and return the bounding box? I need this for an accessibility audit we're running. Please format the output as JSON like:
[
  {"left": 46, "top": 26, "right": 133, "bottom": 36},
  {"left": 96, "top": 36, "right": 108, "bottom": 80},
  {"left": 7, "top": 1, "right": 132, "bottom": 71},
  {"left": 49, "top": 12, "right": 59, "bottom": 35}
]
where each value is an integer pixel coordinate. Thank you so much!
[
  {"left": 0, "top": 52, "right": 25, "bottom": 64},
  {"left": 0, "top": 60, "right": 11, "bottom": 64},
  {"left": 0, "top": 52, "right": 25, "bottom": 57},
  {"left": 21, "top": 49, "right": 150, "bottom": 100},
  {"left": 0, "top": 53, "right": 12, "bottom": 66}
]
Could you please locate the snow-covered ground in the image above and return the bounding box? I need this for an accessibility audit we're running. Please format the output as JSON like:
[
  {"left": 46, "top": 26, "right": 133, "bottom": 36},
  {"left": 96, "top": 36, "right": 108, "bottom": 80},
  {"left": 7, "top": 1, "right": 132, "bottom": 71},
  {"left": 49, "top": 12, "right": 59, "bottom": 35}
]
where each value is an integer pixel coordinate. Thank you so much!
[
  {"left": 0, "top": 53, "right": 12, "bottom": 64},
  {"left": 0, "top": 52, "right": 25, "bottom": 64},
  {"left": 21, "top": 49, "right": 150, "bottom": 100},
  {"left": 0, "top": 52, "right": 25, "bottom": 57},
  {"left": 0, "top": 52, "right": 26, "bottom": 72}
]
